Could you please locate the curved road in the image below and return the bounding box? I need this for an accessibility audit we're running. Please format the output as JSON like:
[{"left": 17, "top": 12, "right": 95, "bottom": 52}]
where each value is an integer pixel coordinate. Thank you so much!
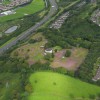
[{"left": 0, "top": 0, "right": 58, "bottom": 54}]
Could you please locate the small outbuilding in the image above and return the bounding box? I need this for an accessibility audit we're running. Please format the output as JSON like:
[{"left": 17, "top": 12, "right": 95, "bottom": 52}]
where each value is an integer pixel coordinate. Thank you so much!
[{"left": 45, "top": 48, "right": 53, "bottom": 53}]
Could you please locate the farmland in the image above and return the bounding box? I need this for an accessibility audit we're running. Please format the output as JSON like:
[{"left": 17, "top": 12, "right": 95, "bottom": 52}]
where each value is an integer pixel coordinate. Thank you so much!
[
  {"left": 0, "top": 0, "right": 45, "bottom": 22},
  {"left": 28, "top": 72, "right": 100, "bottom": 100}
]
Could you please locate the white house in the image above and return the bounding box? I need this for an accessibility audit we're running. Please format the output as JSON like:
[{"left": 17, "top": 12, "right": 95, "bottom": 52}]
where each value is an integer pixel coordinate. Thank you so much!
[{"left": 45, "top": 48, "right": 53, "bottom": 53}]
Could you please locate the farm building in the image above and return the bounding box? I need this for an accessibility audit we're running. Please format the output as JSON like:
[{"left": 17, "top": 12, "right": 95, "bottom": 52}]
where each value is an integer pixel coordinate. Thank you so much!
[{"left": 45, "top": 48, "right": 53, "bottom": 53}]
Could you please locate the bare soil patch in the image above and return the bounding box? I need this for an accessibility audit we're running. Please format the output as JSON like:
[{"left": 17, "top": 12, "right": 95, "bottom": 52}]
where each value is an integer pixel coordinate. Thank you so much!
[{"left": 51, "top": 48, "right": 88, "bottom": 71}]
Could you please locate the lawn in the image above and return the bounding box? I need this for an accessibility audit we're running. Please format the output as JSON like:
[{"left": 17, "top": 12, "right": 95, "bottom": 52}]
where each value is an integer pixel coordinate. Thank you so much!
[
  {"left": 28, "top": 72, "right": 100, "bottom": 100},
  {"left": 51, "top": 48, "right": 88, "bottom": 71},
  {"left": 0, "top": 0, "right": 45, "bottom": 22}
]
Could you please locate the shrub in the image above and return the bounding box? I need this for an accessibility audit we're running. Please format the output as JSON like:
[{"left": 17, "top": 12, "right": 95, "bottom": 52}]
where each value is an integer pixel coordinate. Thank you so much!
[{"left": 65, "top": 50, "right": 71, "bottom": 57}]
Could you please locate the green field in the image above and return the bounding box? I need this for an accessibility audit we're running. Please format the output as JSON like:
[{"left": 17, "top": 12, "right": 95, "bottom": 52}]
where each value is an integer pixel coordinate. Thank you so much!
[
  {"left": 0, "top": 0, "right": 45, "bottom": 22},
  {"left": 28, "top": 72, "right": 100, "bottom": 100}
]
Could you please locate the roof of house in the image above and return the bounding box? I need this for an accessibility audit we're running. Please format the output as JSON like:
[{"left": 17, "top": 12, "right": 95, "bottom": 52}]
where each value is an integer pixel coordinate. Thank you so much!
[{"left": 45, "top": 48, "right": 52, "bottom": 51}]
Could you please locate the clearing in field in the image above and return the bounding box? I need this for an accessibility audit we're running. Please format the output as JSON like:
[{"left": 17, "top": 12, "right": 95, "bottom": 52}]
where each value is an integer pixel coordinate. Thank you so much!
[
  {"left": 11, "top": 33, "right": 47, "bottom": 65},
  {"left": 28, "top": 72, "right": 100, "bottom": 100},
  {"left": 0, "top": 0, "right": 45, "bottom": 22},
  {"left": 51, "top": 48, "right": 88, "bottom": 71}
]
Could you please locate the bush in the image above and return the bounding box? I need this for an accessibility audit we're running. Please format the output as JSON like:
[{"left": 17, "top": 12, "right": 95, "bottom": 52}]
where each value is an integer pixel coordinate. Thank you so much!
[
  {"left": 29, "top": 39, "right": 37, "bottom": 44},
  {"left": 65, "top": 50, "right": 71, "bottom": 57}
]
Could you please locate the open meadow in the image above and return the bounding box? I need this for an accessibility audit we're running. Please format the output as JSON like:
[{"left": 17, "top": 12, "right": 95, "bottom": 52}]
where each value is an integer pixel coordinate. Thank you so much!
[{"left": 28, "top": 72, "right": 100, "bottom": 100}]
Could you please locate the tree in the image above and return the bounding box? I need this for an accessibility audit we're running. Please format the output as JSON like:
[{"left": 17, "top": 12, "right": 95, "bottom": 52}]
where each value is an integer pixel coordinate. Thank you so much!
[
  {"left": 51, "top": 52, "right": 54, "bottom": 58},
  {"left": 29, "top": 39, "right": 37, "bottom": 44},
  {"left": 13, "top": 51, "right": 18, "bottom": 57},
  {"left": 54, "top": 49, "right": 58, "bottom": 53},
  {"left": 44, "top": 54, "right": 52, "bottom": 60},
  {"left": 65, "top": 50, "right": 71, "bottom": 57},
  {"left": 25, "top": 83, "right": 33, "bottom": 93}
]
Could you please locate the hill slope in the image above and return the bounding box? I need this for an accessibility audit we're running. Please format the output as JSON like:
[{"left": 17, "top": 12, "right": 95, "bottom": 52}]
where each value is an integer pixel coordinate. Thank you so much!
[{"left": 28, "top": 72, "right": 100, "bottom": 100}]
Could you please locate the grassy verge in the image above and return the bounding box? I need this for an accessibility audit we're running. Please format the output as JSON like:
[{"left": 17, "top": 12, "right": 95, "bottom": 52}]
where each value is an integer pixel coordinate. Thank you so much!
[{"left": 0, "top": 37, "right": 16, "bottom": 48}]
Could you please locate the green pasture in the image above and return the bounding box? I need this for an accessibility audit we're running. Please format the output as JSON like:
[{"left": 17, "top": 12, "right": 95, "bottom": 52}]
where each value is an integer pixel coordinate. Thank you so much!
[{"left": 28, "top": 72, "right": 100, "bottom": 100}]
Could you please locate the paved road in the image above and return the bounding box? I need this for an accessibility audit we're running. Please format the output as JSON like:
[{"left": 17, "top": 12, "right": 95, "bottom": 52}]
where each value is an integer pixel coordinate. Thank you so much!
[{"left": 0, "top": 0, "right": 58, "bottom": 54}]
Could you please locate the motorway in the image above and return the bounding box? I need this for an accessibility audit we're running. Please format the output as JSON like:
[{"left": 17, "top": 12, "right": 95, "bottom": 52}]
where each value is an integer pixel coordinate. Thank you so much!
[{"left": 0, "top": 0, "right": 58, "bottom": 54}]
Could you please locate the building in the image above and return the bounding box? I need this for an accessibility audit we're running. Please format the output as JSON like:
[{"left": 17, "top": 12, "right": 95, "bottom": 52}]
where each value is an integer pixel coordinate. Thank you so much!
[{"left": 45, "top": 48, "right": 53, "bottom": 54}]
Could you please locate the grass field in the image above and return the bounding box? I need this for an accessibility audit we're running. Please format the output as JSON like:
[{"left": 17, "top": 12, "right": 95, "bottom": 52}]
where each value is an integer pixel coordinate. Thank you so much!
[
  {"left": 0, "top": 0, "right": 45, "bottom": 22},
  {"left": 28, "top": 72, "right": 100, "bottom": 100}
]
